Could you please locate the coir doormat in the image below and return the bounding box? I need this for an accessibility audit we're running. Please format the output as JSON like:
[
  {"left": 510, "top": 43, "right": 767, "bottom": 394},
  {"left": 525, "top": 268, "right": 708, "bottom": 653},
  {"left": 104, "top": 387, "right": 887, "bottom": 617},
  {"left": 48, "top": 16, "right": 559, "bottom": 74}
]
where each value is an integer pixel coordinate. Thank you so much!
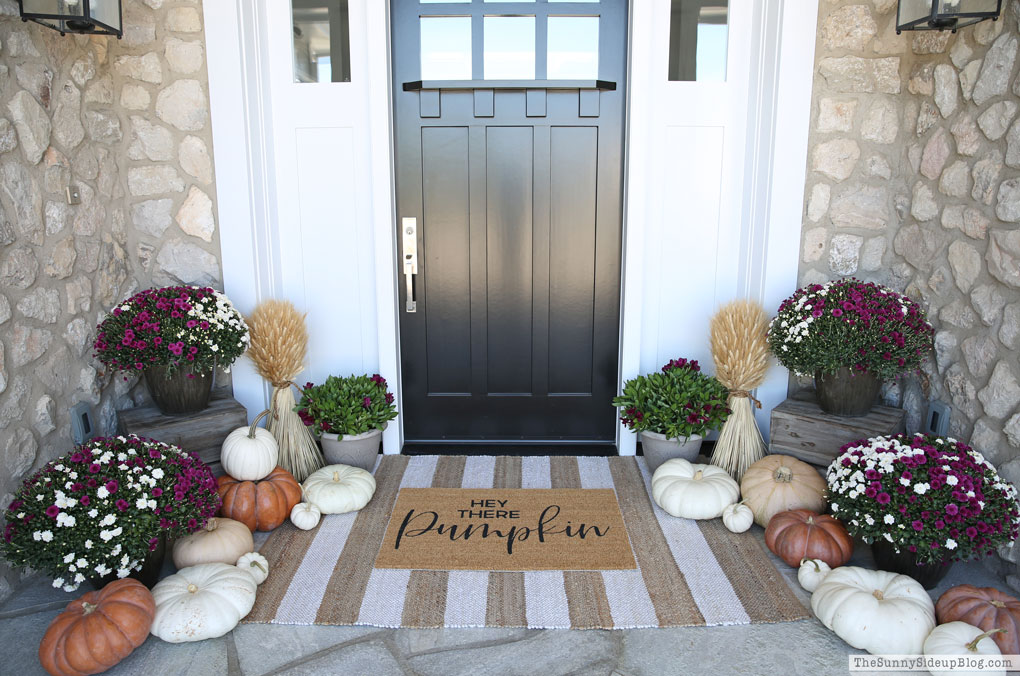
[
  {"left": 245, "top": 455, "right": 809, "bottom": 629},
  {"left": 374, "top": 488, "right": 636, "bottom": 571}
]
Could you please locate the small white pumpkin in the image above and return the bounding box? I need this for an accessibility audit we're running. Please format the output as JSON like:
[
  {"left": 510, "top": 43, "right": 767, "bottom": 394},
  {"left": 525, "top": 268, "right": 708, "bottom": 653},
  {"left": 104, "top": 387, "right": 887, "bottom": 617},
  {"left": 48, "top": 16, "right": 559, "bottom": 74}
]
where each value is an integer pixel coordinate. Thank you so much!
[
  {"left": 923, "top": 622, "right": 1005, "bottom": 676},
  {"left": 290, "top": 502, "right": 322, "bottom": 530},
  {"left": 236, "top": 551, "right": 269, "bottom": 585},
  {"left": 302, "top": 464, "right": 376, "bottom": 514},
  {"left": 150, "top": 563, "right": 258, "bottom": 643},
  {"left": 811, "top": 566, "right": 935, "bottom": 655},
  {"left": 172, "top": 517, "right": 254, "bottom": 569},
  {"left": 651, "top": 458, "right": 739, "bottom": 520},
  {"left": 721, "top": 502, "right": 753, "bottom": 533},
  {"left": 797, "top": 558, "right": 832, "bottom": 593},
  {"left": 221, "top": 410, "right": 279, "bottom": 481}
]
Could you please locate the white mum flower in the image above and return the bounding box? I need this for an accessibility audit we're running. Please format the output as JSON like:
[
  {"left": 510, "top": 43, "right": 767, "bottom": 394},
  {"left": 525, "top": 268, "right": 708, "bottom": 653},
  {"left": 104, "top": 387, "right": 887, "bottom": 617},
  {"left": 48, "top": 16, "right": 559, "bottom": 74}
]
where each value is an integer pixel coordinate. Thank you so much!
[{"left": 945, "top": 538, "right": 958, "bottom": 550}]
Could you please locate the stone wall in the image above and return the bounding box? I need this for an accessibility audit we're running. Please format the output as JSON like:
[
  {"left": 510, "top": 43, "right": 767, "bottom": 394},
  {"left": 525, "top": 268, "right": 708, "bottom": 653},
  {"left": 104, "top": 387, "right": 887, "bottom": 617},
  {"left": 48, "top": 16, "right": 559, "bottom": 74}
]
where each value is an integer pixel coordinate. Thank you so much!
[
  {"left": 800, "top": 2, "right": 1020, "bottom": 471},
  {"left": 0, "top": 0, "right": 222, "bottom": 599}
]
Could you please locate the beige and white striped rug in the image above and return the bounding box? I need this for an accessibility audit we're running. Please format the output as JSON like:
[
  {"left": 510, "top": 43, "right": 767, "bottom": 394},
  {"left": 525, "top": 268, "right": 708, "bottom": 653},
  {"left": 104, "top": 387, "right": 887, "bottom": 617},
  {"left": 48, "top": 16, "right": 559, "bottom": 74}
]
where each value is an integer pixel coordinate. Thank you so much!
[{"left": 245, "top": 455, "right": 809, "bottom": 629}]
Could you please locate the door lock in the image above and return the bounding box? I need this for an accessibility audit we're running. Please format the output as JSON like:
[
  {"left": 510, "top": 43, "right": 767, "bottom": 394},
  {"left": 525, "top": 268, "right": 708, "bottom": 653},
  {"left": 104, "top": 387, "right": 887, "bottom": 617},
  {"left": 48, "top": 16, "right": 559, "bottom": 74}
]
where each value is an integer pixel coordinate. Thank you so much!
[{"left": 402, "top": 217, "right": 418, "bottom": 312}]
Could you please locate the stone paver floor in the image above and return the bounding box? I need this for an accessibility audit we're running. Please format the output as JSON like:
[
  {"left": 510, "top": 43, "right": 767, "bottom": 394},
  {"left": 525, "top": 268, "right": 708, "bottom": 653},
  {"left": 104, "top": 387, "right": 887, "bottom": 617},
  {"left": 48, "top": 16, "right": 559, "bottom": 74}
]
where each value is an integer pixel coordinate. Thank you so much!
[{"left": 0, "top": 529, "right": 1007, "bottom": 676}]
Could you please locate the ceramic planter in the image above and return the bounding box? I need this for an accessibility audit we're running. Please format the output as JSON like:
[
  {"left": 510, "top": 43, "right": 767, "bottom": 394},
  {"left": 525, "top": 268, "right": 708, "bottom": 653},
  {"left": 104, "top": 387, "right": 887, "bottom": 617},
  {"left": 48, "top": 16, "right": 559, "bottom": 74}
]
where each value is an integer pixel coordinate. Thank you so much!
[
  {"left": 639, "top": 431, "right": 703, "bottom": 472},
  {"left": 871, "top": 540, "right": 953, "bottom": 590},
  {"left": 144, "top": 364, "right": 214, "bottom": 415},
  {"left": 320, "top": 426, "right": 384, "bottom": 471},
  {"left": 815, "top": 367, "right": 881, "bottom": 417}
]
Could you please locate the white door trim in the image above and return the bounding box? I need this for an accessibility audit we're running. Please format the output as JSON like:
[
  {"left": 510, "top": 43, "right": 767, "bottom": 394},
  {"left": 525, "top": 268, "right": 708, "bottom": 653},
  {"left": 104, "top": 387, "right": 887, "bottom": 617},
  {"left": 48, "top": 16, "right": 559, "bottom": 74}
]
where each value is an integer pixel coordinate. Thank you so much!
[{"left": 205, "top": 0, "right": 818, "bottom": 455}]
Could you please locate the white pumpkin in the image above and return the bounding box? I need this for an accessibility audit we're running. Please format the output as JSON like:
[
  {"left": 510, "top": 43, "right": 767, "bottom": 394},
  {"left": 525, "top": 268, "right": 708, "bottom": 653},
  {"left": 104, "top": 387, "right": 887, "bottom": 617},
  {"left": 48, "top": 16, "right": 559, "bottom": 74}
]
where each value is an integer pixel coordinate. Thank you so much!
[
  {"left": 302, "top": 464, "right": 376, "bottom": 514},
  {"left": 811, "top": 566, "right": 935, "bottom": 655},
  {"left": 797, "top": 558, "right": 832, "bottom": 593},
  {"left": 221, "top": 410, "right": 279, "bottom": 481},
  {"left": 923, "top": 622, "right": 1005, "bottom": 676},
  {"left": 172, "top": 517, "right": 254, "bottom": 569},
  {"left": 651, "top": 458, "right": 739, "bottom": 520},
  {"left": 150, "top": 563, "right": 258, "bottom": 643},
  {"left": 721, "top": 502, "right": 753, "bottom": 533},
  {"left": 290, "top": 502, "right": 322, "bottom": 530},
  {"left": 236, "top": 551, "right": 269, "bottom": 585}
]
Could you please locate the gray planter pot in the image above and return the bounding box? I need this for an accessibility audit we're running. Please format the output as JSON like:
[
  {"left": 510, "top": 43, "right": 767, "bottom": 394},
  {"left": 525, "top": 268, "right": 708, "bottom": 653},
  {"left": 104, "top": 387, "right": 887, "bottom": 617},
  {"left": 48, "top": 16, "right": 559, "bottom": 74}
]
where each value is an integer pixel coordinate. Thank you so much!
[
  {"left": 640, "top": 431, "right": 703, "bottom": 472},
  {"left": 320, "top": 426, "right": 384, "bottom": 471}
]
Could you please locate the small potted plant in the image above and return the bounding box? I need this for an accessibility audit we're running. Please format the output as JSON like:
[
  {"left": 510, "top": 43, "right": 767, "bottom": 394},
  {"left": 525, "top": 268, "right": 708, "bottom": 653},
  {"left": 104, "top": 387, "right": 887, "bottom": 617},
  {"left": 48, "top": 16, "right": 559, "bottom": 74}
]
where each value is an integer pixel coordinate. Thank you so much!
[
  {"left": 827, "top": 433, "right": 1020, "bottom": 589},
  {"left": 768, "top": 278, "right": 933, "bottom": 416},
  {"left": 1, "top": 435, "right": 221, "bottom": 592},
  {"left": 93, "top": 286, "right": 250, "bottom": 414},
  {"left": 613, "top": 358, "right": 730, "bottom": 471},
  {"left": 296, "top": 374, "right": 398, "bottom": 471}
]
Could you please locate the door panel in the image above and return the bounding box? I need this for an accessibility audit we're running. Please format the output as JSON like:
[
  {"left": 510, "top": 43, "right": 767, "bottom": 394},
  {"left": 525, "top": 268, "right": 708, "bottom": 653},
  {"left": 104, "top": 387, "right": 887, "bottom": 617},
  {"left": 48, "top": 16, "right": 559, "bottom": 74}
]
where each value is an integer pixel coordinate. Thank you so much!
[{"left": 393, "top": 0, "right": 626, "bottom": 443}]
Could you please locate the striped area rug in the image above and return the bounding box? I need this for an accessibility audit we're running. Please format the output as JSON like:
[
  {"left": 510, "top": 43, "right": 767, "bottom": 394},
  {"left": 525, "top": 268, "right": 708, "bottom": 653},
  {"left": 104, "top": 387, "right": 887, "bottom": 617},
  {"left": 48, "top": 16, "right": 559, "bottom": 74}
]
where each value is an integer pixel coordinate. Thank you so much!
[{"left": 245, "top": 455, "right": 809, "bottom": 629}]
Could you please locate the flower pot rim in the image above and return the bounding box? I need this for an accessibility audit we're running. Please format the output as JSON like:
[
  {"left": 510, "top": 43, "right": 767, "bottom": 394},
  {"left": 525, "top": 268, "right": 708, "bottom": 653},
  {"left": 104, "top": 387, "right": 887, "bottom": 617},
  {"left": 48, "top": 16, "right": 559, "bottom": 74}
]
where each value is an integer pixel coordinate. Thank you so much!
[
  {"left": 321, "top": 424, "right": 386, "bottom": 442},
  {"left": 639, "top": 430, "right": 703, "bottom": 444}
]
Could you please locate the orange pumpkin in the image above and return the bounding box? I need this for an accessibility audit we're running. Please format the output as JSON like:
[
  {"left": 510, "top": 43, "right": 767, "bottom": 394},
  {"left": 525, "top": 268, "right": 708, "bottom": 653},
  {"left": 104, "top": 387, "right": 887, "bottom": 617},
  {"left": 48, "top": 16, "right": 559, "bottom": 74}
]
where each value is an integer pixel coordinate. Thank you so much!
[
  {"left": 764, "top": 509, "right": 854, "bottom": 568},
  {"left": 39, "top": 578, "right": 155, "bottom": 676},
  {"left": 217, "top": 465, "right": 302, "bottom": 531},
  {"left": 936, "top": 584, "right": 1020, "bottom": 655}
]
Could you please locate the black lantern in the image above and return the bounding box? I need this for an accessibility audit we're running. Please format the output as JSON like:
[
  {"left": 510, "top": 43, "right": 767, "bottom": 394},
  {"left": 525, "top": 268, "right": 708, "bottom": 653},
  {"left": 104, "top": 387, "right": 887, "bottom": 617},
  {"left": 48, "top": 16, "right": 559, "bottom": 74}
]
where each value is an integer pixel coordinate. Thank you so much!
[
  {"left": 896, "top": 0, "right": 1002, "bottom": 32},
  {"left": 19, "top": 0, "right": 122, "bottom": 38}
]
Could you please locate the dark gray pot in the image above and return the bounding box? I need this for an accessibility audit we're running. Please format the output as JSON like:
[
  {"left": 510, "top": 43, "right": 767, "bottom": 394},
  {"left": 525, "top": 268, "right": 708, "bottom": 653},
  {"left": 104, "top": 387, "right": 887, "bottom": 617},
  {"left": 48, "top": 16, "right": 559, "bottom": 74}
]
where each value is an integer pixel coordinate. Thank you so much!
[
  {"left": 144, "top": 364, "right": 214, "bottom": 415},
  {"left": 320, "top": 426, "right": 384, "bottom": 471},
  {"left": 640, "top": 431, "right": 703, "bottom": 472},
  {"left": 815, "top": 367, "right": 881, "bottom": 417}
]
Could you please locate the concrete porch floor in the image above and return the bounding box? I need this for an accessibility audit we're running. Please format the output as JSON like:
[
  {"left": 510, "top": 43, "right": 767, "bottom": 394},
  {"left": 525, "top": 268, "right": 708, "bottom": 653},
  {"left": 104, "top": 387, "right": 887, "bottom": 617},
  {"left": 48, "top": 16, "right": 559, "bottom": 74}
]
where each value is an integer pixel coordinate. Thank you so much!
[{"left": 0, "top": 528, "right": 1007, "bottom": 676}]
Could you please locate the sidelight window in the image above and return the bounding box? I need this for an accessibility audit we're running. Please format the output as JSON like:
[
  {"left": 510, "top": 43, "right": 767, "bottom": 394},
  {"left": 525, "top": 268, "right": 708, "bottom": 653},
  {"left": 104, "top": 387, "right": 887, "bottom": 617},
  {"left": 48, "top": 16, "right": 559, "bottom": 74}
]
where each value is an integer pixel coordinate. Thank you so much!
[
  {"left": 292, "top": 0, "right": 351, "bottom": 83},
  {"left": 667, "top": 0, "right": 728, "bottom": 82}
]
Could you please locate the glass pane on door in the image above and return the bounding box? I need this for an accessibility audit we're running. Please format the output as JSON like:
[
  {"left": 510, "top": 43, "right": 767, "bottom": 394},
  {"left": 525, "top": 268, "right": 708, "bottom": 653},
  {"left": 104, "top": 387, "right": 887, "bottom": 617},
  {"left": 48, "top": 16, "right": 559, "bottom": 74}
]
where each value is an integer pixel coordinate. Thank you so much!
[
  {"left": 421, "top": 16, "right": 473, "bottom": 80},
  {"left": 668, "top": 0, "right": 728, "bottom": 82},
  {"left": 484, "top": 16, "right": 536, "bottom": 79},
  {"left": 292, "top": 0, "right": 351, "bottom": 83},
  {"left": 547, "top": 16, "right": 599, "bottom": 79}
]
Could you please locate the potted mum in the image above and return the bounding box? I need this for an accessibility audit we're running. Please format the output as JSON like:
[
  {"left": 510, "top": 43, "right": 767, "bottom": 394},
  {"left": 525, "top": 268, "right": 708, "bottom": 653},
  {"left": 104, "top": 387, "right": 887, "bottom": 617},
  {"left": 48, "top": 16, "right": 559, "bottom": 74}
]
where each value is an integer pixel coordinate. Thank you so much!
[
  {"left": 827, "top": 433, "right": 1020, "bottom": 589},
  {"left": 1, "top": 436, "right": 221, "bottom": 592},
  {"left": 613, "top": 358, "right": 730, "bottom": 471},
  {"left": 768, "top": 278, "right": 933, "bottom": 416},
  {"left": 93, "top": 286, "right": 250, "bottom": 414},
  {"left": 296, "top": 374, "right": 398, "bottom": 471}
]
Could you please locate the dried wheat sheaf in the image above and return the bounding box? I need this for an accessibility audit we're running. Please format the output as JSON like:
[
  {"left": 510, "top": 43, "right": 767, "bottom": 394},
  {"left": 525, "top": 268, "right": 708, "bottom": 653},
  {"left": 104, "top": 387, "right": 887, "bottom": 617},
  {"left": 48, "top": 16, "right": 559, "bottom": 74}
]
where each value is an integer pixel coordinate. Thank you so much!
[
  {"left": 246, "top": 300, "right": 323, "bottom": 481},
  {"left": 709, "top": 300, "right": 770, "bottom": 480}
]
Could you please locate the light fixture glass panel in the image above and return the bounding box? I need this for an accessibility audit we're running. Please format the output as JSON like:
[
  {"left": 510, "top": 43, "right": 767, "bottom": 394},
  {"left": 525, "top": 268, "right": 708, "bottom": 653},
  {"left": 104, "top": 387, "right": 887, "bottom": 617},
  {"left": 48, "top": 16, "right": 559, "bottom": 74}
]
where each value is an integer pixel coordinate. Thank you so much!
[
  {"left": 668, "top": 0, "right": 728, "bottom": 82},
  {"left": 293, "top": 1, "right": 351, "bottom": 83},
  {"left": 899, "top": 0, "right": 934, "bottom": 23},
  {"left": 90, "top": 0, "right": 122, "bottom": 31},
  {"left": 484, "top": 16, "right": 536, "bottom": 79},
  {"left": 547, "top": 16, "right": 599, "bottom": 79},
  {"left": 420, "top": 16, "right": 473, "bottom": 80},
  {"left": 938, "top": 0, "right": 999, "bottom": 12}
]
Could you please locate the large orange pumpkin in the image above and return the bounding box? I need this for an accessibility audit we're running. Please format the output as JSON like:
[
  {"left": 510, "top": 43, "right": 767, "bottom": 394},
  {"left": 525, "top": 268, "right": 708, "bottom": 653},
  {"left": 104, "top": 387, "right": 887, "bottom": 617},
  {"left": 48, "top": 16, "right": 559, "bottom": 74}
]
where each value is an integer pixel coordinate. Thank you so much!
[
  {"left": 39, "top": 578, "right": 155, "bottom": 676},
  {"left": 217, "top": 465, "right": 302, "bottom": 531},
  {"left": 936, "top": 584, "right": 1020, "bottom": 655},
  {"left": 764, "top": 509, "right": 854, "bottom": 568}
]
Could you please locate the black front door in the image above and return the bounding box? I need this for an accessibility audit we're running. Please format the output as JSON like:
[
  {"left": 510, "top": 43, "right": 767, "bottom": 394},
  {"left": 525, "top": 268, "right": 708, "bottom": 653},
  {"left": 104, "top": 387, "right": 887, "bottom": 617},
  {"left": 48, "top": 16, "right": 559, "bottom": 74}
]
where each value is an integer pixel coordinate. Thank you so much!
[{"left": 393, "top": 0, "right": 626, "bottom": 445}]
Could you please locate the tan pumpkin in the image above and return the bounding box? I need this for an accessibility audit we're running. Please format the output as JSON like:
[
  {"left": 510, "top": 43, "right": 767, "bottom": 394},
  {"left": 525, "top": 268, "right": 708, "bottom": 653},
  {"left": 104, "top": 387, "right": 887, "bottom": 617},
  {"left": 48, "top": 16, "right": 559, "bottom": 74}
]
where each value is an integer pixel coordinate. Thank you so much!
[
  {"left": 936, "top": 585, "right": 1020, "bottom": 655},
  {"left": 172, "top": 517, "right": 254, "bottom": 569},
  {"left": 765, "top": 509, "right": 853, "bottom": 568},
  {"left": 740, "top": 454, "right": 827, "bottom": 527},
  {"left": 217, "top": 466, "right": 303, "bottom": 531},
  {"left": 39, "top": 578, "right": 155, "bottom": 676}
]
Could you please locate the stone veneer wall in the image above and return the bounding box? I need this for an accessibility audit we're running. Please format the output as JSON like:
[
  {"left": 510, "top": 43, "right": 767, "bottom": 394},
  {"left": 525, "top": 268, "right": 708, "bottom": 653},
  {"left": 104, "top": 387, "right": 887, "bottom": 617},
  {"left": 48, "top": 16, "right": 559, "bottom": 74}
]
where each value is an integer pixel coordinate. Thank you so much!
[
  {"left": 0, "top": 0, "right": 222, "bottom": 599},
  {"left": 801, "top": 2, "right": 1020, "bottom": 580}
]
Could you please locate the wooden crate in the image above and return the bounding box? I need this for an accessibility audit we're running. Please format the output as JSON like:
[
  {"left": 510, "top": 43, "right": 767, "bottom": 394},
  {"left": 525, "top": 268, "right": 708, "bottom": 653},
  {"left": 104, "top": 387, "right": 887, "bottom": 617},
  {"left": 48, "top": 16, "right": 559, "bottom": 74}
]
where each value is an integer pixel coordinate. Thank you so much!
[
  {"left": 769, "top": 397, "right": 907, "bottom": 468},
  {"left": 117, "top": 392, "right": 248, "bottom": 476}
]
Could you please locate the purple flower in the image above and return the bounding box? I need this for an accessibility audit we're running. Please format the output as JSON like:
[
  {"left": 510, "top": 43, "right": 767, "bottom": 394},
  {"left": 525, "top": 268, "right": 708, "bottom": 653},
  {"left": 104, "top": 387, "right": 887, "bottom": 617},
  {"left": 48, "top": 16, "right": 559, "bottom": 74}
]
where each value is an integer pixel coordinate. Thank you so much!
[
  {"left": 876, "top": 492, "right": 891, "bottom": 505},
  {"left": 88, "top": 463, "right": 101, "bottom": 474},
  {"left": 80, "top": 495, "right": 90, "bottom": 507},
  {"left": 945, "top": 503, "right": 959, "bottom": 516},
  {"left": 912, "top": 520, "right": 924, "bottom": 531},
  {"left": 362, "top": 396, "right": 372, "bottom": 409},
  {"left": 116, "top": 499, "right": 129, "bottom": 511},
  {"left": 45, "top": 505, "right": 60, "bottom": 518}
]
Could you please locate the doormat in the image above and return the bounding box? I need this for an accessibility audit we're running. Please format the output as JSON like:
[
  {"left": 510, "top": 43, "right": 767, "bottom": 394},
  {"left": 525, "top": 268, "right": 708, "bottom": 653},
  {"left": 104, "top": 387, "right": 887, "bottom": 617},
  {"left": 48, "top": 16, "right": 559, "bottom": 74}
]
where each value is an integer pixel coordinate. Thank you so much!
[
  {"left": 374, "top": 488, "right": 636, "bottom": 571},
  {"left": 244, "top": 455, "right": 809, "bottom": 629}
]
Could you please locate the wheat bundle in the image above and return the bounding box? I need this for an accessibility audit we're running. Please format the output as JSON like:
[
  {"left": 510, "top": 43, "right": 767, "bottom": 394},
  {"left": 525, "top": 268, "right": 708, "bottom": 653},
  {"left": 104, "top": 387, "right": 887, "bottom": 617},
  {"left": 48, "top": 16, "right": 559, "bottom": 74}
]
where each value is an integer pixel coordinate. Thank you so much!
[
  {"left": 246, "top": 300, "right": 323, "bottom": 481},
  {"left": 709, "top": 300, "right": 771, "bottom": 480}
]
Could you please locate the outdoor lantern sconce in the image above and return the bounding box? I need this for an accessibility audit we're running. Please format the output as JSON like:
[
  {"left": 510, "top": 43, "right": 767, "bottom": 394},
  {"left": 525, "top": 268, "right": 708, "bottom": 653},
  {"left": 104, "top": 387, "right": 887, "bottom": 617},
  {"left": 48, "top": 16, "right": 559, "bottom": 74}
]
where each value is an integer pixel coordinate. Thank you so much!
[
  {"left": 896, "top": 0, "right": 1002, "bottom": 33},
  {"left": 18, "top": 0, "right": 123, "bottom": 38}
]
